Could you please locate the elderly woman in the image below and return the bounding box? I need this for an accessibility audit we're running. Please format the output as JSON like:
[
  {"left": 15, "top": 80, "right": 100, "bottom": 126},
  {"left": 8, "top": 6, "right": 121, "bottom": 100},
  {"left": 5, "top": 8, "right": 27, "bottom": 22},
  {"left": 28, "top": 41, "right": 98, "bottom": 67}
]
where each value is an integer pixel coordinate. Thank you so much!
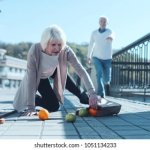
[{"left": 13, "top": 25, "right": 100, "bottom": 116}]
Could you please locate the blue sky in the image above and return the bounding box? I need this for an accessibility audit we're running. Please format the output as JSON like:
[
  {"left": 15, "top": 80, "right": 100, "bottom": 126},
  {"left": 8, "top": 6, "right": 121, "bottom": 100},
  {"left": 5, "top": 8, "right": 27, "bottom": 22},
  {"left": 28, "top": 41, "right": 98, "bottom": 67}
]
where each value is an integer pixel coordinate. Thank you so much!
[{"left": 0, "top": 0, "right": 150, "bottom": 49}]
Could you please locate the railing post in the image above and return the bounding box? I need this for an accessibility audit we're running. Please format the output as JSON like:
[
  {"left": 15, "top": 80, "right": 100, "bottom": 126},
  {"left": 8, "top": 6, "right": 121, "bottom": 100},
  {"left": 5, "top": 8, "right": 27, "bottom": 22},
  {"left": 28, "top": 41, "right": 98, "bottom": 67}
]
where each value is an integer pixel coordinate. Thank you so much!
[{"left": 144, "top": 86, "right": 146, "bottom": 102}]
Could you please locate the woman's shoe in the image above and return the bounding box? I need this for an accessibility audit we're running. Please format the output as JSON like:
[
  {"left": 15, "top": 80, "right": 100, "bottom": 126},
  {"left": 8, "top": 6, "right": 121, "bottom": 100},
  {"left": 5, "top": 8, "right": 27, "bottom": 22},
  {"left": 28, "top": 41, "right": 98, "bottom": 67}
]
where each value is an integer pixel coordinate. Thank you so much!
[{"left": 79, "top": 91, "right": 89, "bottom": 104}]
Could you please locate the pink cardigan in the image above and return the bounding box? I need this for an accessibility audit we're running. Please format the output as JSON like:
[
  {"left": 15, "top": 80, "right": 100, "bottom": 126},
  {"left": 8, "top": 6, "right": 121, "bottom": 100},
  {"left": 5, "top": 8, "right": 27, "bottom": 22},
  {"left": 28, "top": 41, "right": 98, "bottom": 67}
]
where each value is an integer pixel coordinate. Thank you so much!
[{"left": 13, "top": 43, "right": 95, "bottom": 112}]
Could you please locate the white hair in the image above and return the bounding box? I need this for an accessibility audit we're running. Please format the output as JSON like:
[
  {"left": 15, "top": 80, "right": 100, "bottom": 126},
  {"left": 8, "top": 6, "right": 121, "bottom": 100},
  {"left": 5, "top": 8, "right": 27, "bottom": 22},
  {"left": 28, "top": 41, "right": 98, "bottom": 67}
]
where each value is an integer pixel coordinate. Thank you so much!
[
  {"left": 40, "top": 25, "right": 66, "bottom": 50},
  {"left": 99, "top": 16, "right": 109, "bottom": 24}
]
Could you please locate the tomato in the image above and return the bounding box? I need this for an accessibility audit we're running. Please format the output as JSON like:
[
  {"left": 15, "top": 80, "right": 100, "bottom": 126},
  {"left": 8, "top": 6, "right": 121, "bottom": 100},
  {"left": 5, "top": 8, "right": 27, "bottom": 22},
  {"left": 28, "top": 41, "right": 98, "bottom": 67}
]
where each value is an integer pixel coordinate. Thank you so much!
[{"left": 88, "top": 107, "right": 97, "bottom": 117}]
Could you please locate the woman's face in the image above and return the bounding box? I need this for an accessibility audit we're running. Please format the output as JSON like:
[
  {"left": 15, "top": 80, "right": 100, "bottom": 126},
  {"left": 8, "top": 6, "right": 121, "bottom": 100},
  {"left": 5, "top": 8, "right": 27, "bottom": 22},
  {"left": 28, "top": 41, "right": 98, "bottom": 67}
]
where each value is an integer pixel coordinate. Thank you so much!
[{"left": 45, "top": 40, "right": 63, "bottom": 56}]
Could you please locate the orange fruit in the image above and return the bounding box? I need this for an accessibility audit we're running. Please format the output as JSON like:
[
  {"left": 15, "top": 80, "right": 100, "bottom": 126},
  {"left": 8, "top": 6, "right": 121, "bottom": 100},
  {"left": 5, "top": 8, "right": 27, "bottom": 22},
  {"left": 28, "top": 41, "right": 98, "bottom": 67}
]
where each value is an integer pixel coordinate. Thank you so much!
[
  {"left": 38, "top": 109, "right": 49, "bottom": 120},
  {"left": 88, "top": 107, "right": 97, "bottom": 117},
  {"left": 0, "top": 118, "right": 5, "bottom": 124}
]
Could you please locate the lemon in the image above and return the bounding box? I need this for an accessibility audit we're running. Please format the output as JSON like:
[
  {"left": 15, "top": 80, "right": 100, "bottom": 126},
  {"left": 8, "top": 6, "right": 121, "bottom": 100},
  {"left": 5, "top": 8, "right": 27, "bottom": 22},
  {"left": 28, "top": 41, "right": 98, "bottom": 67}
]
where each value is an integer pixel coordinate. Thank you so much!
[
  {"left": 65, "top": 113, "right": 76, "bottom": 122},
  {"left": 78, "top": 108, "right": 88, "bottom": 117}
]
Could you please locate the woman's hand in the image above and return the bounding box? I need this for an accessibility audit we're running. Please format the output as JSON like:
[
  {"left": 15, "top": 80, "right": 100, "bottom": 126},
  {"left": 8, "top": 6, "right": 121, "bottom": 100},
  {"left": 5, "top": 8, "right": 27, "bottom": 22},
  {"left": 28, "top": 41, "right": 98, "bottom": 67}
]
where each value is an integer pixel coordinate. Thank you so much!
[
  {"left": 20, "top": 108, "right": 37, "bottom": 116},
  {"left": 89, "top": 94, "right": 101, "bottom": 109}
]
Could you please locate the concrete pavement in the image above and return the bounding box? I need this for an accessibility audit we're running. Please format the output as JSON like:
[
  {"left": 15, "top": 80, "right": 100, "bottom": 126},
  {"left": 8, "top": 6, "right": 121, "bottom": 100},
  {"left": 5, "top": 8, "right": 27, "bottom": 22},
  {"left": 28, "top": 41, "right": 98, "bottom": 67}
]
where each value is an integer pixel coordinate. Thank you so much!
[{"left": 0, "top": 90, "right": 150, "bottom": 139}]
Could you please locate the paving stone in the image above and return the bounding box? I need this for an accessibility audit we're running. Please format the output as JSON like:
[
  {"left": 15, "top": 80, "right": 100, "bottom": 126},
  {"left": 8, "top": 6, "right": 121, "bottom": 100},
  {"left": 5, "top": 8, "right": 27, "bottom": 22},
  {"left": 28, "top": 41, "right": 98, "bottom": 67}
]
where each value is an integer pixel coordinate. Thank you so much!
[
  {"left": 75, "top": 127, "right": 94, "bottom": 131},
  {"left": 77, "top": 131, "right": 99, "bottom": 136},
  {"left": 0, "top": 135, "right": 39, "bottom": 139},
  {"left": 13, "top": 120, "right": 43, "bottom": 126},
  {"left": 3, "top": 130, "right": 41, "bottom": 136},
  {"left": 115, "top": 129, "right": 150, "bottom": 136},
  {"left": 123, "top": 134, "right": 150, "bottom": 139},
  {"left": 41, "top": 136, "right": 80, "bottom": 139},
  {"left": 97, "top": 118, "right": 132, "bottom": 126},
  {"left": 81, "top": 135, "right": 101, "bottom": 139},
  {"left": 44, "top": 127, "right": 76, "bottom": 132},
  {"left": 42, "top": 130, "right": 78, "bottom": 136},
  {"left": 100, "top": 134, "right": 123, "bottom": 139},
  {"left": 108, "top": 125, "right": 141, "bottom": 131},
  {"left": 141, "top": 126, "right": 150, "bottom": 131},
  {"left": 73, "top": 123, "right": 88, "bottom": 127},
  {"left": 75, "top": 126, "right": 99, "bottom": 136},
  {"left": 9, "top": 126, "right": 42, "bottom": 131},
  {"left": 0, "top": 91, "right": 150, "bottom": 139}
]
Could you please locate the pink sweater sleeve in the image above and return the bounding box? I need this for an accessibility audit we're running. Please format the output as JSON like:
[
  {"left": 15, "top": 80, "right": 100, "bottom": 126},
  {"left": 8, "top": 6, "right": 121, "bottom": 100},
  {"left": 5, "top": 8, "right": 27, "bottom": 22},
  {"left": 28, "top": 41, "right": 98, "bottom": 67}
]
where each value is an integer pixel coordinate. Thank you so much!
[{"left": 66, "top": 46, "right": 96, "bottom": 95}]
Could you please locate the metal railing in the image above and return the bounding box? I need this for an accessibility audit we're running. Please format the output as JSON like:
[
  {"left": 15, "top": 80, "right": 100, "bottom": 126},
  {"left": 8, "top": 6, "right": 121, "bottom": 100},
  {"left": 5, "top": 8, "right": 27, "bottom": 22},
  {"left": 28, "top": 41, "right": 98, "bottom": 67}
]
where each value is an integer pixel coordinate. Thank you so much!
[{"left": 111, "top": 33, "right": 150, "bottom": 101}]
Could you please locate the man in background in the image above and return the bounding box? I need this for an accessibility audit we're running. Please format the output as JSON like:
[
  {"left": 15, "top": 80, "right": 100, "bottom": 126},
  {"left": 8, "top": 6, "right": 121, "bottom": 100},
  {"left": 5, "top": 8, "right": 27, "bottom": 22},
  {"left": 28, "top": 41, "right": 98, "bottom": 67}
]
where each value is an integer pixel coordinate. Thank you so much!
[{"left": 87, "top": 16, "right": 115, "bottom": 98}]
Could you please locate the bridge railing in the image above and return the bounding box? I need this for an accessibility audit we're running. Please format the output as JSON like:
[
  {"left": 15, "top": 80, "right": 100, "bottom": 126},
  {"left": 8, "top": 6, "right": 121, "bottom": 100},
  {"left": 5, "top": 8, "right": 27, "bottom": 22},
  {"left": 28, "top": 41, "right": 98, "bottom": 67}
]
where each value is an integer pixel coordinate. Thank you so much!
[{"left": 111, "top": 33, "right": 150, "bottom": 101}]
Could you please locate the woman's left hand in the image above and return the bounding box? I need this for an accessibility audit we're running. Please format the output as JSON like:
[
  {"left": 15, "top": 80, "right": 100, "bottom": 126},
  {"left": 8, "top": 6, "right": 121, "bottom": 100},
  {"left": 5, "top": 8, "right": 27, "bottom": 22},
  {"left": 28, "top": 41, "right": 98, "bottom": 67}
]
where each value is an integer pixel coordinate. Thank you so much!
[{"left": 20, "top": 109, "right": 37, "bottom": 116}]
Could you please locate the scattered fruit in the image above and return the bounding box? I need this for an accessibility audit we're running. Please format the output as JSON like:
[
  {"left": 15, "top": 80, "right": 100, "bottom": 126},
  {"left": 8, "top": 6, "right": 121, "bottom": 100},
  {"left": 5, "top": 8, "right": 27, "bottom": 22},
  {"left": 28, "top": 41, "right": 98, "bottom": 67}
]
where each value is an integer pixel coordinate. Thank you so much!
[
  {"left": 65, "top": 113, "right": 76, "bottom": 122},
  {"left": 38, "top": 109, "right": 49, "bottom": 120},
  {"left": 88, "top": 107, "right": 97, "bottom": 117},
  {"left": 0, "top": 118, "right": 5, "bottom": 124},
  {"left": 78, "top": 108, "right": 88, "bottom": 117}
]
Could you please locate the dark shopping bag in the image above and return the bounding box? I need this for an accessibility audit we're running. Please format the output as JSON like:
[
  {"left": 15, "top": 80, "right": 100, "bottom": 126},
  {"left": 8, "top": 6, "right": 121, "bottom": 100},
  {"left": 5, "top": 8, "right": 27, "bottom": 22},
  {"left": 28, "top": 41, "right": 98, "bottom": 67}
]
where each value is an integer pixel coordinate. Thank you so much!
[{"left": 96, "top": 98, "right": 121, "bottom": 117}]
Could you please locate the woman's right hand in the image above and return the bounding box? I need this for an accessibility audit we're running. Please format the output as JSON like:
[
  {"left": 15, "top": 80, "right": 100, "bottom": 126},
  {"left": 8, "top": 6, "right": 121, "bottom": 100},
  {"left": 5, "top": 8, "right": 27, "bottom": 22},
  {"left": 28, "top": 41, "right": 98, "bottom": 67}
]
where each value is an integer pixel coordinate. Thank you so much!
[{"left": 89, "top": 93, "right": 100, "bottom": 109}]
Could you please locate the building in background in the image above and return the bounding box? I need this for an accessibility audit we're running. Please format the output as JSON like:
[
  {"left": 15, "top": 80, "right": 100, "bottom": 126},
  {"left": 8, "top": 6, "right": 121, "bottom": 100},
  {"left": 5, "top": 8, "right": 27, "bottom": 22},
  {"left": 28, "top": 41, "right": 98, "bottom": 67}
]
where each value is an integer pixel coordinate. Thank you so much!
[{"left": 0, "top": 49, "right": 27, "bottom": 88}]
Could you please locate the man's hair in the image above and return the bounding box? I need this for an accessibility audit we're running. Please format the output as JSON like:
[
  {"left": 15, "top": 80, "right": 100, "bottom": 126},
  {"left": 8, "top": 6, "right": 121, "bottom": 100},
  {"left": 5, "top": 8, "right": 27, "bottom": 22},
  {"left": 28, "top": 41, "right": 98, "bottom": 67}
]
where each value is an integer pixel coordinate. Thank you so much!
[
  {"left": 40, "top": 25, "right": 66, "bottom": 50},
  {"left": 99, "top": 16, "right": 109, "bottom": 24}
]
